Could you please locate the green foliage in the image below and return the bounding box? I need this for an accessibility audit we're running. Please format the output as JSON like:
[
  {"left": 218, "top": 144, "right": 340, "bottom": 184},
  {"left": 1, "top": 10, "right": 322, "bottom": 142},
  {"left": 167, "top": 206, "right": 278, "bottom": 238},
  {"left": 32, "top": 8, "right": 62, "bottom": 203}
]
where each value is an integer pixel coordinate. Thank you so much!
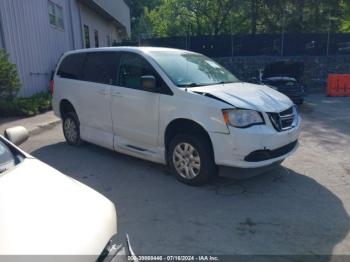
[
  {"left": 131, "top": 0, "right": 349, "bottom": 37},
  {"left": 127, "top": 0, "right": 161, "bottom": 39},
  {"left": 0, "top": 50, "right": 21, "bottom": 101},
  {"left": 0, "top": 50, "right": 51, "bottom": 117},
  {"left": 340, "top": 0, "right": 350, "bottom": 32},
  {"left": 0, "top": 92, "right": 52, "bottom": 117}
]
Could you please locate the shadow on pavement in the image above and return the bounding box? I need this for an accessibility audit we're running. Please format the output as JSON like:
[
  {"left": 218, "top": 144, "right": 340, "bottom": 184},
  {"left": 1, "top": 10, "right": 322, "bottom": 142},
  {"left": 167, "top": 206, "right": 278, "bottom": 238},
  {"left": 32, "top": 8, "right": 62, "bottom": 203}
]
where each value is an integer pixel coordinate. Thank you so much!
[
  {"left": 31, "top": 141, "right": 349, "bottom": 259},
  {"left": 299, "top": 96, "right": 350, "bottom": 144}
]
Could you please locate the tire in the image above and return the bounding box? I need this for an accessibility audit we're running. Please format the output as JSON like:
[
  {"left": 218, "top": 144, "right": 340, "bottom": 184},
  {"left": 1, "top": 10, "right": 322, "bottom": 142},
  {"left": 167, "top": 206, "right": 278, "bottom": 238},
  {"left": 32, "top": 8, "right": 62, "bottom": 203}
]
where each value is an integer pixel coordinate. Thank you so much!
[
  {"left": 62, "top": 112, "right": 82, "bottom": 146},
  {"left": 168, "top": 134, "right": 218, "bottom": 186}
]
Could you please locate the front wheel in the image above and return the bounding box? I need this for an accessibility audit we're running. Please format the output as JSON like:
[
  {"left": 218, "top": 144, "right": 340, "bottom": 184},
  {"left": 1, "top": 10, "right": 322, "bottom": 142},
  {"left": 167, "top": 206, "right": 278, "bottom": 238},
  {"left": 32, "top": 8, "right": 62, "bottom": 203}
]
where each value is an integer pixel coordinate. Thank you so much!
[{"left": 168, "top": 134, "right": 217, "bottom": 186}]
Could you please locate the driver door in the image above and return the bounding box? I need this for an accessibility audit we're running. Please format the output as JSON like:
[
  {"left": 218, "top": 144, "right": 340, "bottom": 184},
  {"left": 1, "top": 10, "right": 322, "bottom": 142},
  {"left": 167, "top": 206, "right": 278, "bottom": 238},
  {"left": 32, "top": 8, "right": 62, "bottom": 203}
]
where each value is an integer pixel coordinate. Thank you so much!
[{"left": 111, "top": 52, "right": 161, "bottom": 157}]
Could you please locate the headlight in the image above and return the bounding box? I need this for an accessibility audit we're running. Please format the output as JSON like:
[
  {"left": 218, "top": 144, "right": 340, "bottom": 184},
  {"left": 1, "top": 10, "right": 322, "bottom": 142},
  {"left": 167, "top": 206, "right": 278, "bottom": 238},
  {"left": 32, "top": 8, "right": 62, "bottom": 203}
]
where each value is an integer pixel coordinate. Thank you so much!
[{"left": 222, "top": 109, "right": 264, "bottom": 128}]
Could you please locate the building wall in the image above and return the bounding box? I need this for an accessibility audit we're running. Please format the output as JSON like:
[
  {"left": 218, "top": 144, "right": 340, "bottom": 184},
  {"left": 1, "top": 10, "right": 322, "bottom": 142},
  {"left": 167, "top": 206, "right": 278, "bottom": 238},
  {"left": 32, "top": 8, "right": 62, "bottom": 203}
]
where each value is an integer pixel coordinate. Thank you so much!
[
  {"left": 93, "top": 0, "right": 130, "bottom": 36},
  {"left": 79, "top": 3, "right": 120, "bottom": 48},
  {"left": 0, "top": 0, "right": 129, "bottom": 97},
  {"left": 0, "top": 0, "right": 83, "bottom": 97}
]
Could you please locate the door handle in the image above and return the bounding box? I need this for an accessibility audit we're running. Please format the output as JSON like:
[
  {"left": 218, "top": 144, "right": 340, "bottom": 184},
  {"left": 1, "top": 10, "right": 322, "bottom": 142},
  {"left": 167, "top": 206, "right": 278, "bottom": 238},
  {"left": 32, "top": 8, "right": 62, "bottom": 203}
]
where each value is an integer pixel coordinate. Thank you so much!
[{"left": 111, "top": 91, "right": 123, "bottom": 97}]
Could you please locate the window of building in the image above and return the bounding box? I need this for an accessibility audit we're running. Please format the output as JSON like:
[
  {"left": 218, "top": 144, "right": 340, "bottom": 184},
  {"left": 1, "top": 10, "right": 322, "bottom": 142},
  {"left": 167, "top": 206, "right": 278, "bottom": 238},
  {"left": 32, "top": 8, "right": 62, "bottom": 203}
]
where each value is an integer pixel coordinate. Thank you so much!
[
  {"left": 94, "top": 30, "right": 99, "bottom": 48},
  {"left": 48, "top": 1, "right": 64, "bottom": 30},
  {"left": 84, "top": 25, "right": 90, "bottom": 48},
  {"left": 106, "top": 35, "right": 111, "bottom": 47},
  {"left": 82, "top": 52, "right": 119, "bottom": 85}
]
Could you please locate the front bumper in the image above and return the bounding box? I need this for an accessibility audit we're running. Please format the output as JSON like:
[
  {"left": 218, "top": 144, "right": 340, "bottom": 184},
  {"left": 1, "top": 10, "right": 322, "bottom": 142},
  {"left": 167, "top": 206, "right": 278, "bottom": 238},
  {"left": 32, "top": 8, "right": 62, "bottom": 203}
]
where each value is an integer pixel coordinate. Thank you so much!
[{"left": 209, "top": 116, "right": 301, "bottom": 169}]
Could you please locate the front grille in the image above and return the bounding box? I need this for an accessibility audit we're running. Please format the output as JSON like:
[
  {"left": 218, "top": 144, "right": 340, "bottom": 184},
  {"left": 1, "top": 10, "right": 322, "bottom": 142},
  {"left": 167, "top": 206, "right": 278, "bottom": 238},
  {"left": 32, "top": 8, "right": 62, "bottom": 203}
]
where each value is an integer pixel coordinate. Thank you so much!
[
  {"left": 268, "top": 106, "right": 297, "bottom": 132},
  {"left": 277, "top": 85, "right": 303, "bottom": 94}
]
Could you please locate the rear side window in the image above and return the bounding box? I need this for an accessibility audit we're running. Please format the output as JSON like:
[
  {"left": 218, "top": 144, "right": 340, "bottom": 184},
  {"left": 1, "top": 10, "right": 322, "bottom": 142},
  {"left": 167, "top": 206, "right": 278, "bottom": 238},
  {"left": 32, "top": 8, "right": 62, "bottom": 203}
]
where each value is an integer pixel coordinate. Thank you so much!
[
  {"left": 57, "top": 53, "right": 85, "bottom": 80},
  {"left": 82, "top": 52, "right": 119, "bottom": 85}
]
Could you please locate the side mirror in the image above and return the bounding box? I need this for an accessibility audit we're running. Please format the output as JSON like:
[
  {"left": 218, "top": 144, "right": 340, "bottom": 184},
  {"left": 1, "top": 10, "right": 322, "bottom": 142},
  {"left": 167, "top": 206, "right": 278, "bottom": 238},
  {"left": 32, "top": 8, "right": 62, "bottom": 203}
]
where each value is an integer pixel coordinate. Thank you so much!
[
  {"left": 4, "top": 126, "right": 29, "bottom": 146},
  {"left": 141, "top": 75, "right": 156, "bottom": 92}
]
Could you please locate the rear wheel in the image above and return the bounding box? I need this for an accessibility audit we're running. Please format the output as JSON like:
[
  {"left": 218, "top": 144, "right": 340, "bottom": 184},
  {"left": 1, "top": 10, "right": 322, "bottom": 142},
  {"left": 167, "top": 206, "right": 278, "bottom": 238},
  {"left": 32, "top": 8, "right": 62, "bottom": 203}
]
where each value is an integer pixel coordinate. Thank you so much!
[
  {"left": 62, "top": 112, "right": 82, "bottom": 146},
  {"left": 168, "top": 134, "right": 217, "bottom": 186}
]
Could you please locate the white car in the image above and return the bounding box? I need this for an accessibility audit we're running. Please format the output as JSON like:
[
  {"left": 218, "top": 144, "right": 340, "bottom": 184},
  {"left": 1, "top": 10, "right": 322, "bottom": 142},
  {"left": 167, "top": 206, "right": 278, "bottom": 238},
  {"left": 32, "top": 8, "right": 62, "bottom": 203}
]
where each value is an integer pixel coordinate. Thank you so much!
[
  {"left": 0, "top": 127, "right": 134, "bottom": 261},
  {"left": 52, "top": 47, "right": 301, "bottom": 186}
]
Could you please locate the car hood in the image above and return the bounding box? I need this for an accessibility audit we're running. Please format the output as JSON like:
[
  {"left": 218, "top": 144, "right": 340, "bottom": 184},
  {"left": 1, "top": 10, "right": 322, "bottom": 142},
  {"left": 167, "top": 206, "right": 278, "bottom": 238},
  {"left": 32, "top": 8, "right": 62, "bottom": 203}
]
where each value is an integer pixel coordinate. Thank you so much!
[
  {"left": 190, "top": 82, "right": 293, "bottom": 112},
  {"left": 262, "top": 61, "right": 304, "bottom": 81},
  {"left": 0, "top": 158, "right": 116, "bottom": 256}
]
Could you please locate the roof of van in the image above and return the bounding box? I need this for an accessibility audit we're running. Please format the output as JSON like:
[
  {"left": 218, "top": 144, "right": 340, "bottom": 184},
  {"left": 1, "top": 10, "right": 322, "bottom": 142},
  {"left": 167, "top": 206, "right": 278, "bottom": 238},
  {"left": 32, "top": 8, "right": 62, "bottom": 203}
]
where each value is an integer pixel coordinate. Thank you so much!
[{"left": 64, "top": 46, "right": 194, "bottom": 56}]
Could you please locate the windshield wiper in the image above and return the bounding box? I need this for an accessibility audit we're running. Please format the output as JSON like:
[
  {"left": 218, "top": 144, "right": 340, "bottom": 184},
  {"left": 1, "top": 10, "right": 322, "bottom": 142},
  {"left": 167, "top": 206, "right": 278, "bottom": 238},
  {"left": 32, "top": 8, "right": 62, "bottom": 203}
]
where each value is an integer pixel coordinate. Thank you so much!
[
  {"left": 177, "top": 83, "right": 202, "bottom": 87},
  {"left": 216, "top": 81, "right": 238, "bottom": 84}
]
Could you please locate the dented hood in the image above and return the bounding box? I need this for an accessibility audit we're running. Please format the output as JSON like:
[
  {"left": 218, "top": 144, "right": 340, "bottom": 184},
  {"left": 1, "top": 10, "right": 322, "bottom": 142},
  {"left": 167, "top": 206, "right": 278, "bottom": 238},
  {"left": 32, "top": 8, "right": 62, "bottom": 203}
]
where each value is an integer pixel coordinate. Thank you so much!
[{"left": 191, "top": 82, "right": 293, "bottom": 112}]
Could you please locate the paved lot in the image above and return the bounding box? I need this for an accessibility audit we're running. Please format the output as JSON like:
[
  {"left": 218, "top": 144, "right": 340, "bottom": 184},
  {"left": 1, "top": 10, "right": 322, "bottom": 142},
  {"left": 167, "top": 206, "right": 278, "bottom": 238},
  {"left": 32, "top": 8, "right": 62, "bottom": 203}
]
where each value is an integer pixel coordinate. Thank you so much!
[{"left": 20, "top": 95, "right": 350, "bottom": 256}]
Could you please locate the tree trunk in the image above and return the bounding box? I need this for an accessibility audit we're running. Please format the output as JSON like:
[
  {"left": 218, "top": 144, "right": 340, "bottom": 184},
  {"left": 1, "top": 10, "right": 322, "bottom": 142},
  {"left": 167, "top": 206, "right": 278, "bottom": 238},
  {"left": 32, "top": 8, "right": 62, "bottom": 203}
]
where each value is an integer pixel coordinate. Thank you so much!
[
  {"left": 251, "top": 0, "right": 258, "bottom": 34},
  {"left": 296, "top": 0, "right": 305, "bottom": 32}
]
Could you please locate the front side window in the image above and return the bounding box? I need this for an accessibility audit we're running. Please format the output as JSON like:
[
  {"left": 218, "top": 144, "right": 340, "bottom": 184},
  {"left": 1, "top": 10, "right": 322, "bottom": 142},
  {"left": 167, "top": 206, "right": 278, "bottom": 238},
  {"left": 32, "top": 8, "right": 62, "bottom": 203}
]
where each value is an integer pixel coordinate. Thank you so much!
[
  {"left": 0, "top": 141, "right": 14, "bottom": 172},
  {"left": 48, "top": 1, "right": 64, "bottom": 30},
  {"left": 149, "top": 51, "right": 240, "bottom": 87},
  {"left": 82, "top": 52, "right": 119, "bottom": 85},
  {"left": 0, "top": 140, "right": 21, "bottom": 174},
  {"left": 118, "top": 53, "right": 157, "bottom": 91},
  {"left": 84, "top": 25, "right": 90, "bottom": 48}
]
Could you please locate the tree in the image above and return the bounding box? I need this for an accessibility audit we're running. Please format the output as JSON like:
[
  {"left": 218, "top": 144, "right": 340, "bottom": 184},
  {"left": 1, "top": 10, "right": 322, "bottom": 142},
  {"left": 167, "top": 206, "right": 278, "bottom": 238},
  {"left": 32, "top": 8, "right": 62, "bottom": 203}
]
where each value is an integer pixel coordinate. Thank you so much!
[
  {"left": 340, "top": 0, "right": 350, "bottom": 32},
  {"left": 145, "top": 0, "right": 246, "bottom": 36},
  {"left": 127, "top": 0, "right": 161, "bottom": 39},
  {"left": 0, "top": 50, "right": 20, "bottom": 102},
  {"left": 134, "top": 0, "right": 347, "bottom": 37}
]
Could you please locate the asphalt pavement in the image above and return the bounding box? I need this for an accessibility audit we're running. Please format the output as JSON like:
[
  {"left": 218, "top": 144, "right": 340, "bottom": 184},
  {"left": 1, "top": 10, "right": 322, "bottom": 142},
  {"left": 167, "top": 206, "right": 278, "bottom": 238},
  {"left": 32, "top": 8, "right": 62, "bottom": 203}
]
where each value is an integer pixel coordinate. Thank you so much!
[{"left": 20, "top": 95, "right": 350, "bottom": 257}]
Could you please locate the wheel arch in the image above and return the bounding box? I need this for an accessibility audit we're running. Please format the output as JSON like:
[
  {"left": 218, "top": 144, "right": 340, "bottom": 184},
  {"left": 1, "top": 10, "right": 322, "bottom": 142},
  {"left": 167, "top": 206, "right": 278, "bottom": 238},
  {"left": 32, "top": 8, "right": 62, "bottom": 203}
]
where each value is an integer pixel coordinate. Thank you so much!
[
  {"left": 164, "top": 118, "right": 214, "bottom": 162},
  {"left": 59, "top": 99, "right": 76, "bottom": 118}
]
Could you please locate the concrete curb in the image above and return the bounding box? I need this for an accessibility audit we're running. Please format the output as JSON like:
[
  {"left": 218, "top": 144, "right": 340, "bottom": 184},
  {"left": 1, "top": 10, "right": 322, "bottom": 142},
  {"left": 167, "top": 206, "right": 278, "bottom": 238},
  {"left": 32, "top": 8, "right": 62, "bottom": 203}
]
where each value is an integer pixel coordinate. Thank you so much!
[{"left": 28, "top": 119, "right": 61, "bottom": 136}]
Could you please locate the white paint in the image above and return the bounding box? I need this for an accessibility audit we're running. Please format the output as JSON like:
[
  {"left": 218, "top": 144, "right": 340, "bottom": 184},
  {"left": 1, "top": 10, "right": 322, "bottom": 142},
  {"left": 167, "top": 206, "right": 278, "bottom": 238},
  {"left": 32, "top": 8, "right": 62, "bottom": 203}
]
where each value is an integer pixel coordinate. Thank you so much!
[{"left": 0, "top": 156, "right": 116, "bottom": 256}]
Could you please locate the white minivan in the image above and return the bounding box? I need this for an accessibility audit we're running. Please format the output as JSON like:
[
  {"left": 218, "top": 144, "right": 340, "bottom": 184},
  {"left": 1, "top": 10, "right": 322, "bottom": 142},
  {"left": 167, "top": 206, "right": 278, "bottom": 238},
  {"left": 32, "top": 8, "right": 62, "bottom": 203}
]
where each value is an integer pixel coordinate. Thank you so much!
[{"left": 52, "top": 47, "right": 301, "bottom": 186}]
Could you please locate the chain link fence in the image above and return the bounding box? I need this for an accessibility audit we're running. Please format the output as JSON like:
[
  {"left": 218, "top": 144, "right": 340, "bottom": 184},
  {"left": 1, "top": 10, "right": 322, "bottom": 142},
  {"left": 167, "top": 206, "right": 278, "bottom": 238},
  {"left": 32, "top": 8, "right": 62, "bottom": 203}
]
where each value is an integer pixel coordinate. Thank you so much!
[{"left": 118, "top": 33, "right": 350, "bottom": 57}]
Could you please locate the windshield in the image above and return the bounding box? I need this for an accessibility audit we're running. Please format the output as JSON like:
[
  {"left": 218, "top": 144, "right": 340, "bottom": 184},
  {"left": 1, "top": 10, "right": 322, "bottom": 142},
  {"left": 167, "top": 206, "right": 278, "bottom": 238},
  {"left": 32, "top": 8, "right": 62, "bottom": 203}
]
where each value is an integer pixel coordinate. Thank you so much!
[
  {"left": 149, "top": 51, "right": 240, "bottom": 87},
  {"left": 0, "top": 140, "right": 17, "bottom": 174}
]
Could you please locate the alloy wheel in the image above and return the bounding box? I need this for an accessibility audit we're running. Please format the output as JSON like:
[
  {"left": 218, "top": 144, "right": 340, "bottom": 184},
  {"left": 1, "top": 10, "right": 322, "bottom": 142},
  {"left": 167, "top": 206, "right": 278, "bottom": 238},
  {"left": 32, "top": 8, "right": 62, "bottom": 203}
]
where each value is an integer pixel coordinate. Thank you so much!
[
  {"left": 64, "top": 118, "right": 78, "bottom": 143},
  {"left": 172, "top": 142, "right": 201, "bottom": 179}
]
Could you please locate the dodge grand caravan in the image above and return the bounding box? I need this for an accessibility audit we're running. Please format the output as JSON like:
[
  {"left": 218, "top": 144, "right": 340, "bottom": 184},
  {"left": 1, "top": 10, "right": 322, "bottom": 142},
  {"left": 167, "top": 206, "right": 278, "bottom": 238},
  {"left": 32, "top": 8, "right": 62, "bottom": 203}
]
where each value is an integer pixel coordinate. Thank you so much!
[{"left": 52, "top": 47, "right": 301, "bottom": 186}]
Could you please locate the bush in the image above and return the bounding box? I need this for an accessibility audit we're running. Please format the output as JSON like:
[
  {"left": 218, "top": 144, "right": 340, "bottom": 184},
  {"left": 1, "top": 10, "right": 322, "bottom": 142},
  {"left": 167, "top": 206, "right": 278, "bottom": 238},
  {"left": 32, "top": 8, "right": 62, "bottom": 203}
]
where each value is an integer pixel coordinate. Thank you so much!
[
  {"left": 0, "top": 92, "right": 52, "bottom": 117},
  {"left": 0, "top": 50, "right": 21, "bottom": 101}
]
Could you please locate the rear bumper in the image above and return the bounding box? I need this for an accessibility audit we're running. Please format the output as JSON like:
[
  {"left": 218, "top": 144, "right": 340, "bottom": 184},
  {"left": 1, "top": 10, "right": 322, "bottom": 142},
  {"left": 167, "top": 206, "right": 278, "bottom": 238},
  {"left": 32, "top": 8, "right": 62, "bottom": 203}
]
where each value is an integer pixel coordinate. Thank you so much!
[{"left": 52, "top": 98, "right": 61, "bottom": 118}]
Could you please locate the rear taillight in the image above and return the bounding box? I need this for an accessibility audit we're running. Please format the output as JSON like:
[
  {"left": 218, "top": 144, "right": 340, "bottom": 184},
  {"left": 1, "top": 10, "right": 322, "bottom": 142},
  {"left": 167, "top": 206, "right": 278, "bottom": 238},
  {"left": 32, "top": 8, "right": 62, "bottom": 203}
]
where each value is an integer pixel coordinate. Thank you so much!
[{"left": 50, "top": 80, "right": 55, "bottom": 95}]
